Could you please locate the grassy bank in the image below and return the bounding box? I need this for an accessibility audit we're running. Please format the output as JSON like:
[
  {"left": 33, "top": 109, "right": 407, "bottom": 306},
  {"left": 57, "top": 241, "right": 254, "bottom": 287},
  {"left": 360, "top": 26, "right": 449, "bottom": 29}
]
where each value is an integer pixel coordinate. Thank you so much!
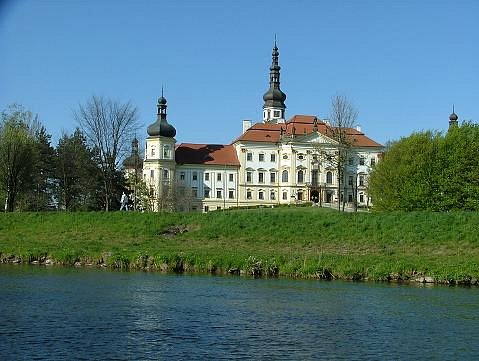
[{"left": 0, "top": 208, "right": 478, "bottom": 284}]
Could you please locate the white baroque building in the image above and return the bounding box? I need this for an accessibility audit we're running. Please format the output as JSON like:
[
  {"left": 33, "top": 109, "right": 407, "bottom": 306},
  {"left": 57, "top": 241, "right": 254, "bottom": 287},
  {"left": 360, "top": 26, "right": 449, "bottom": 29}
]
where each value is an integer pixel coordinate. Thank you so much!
[{"left": 124, "top": 43, "right": 383, "bottom": 212}]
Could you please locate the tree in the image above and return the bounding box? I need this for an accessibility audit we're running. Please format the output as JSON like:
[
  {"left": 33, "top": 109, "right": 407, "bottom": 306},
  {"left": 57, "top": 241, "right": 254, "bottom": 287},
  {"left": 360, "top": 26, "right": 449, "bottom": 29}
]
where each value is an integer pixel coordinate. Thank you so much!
[
  {"left": 0, "top": 105, "right": 36, "bottom": 212},
  {"left": 18, "top": 125, "right": 56, "bottom": 211},
  {"left": 368, "top": 124, "right": 479, "bottom": 211},
  {"left": 55, "top": 128, "right": 103, "bottom": 210},
  {"left": 74, "top": 96, "right": 140, "bottom": 211},
  {"left": 319, "top": 95, "right": 358, "bottom": 211}
]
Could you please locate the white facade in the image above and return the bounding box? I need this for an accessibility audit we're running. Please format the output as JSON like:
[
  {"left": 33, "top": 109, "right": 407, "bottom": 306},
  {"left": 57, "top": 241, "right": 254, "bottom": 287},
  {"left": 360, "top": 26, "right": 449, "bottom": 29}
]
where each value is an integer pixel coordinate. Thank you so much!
[{"left": 233, "top": 132, "right": 381, "bottom": 209}]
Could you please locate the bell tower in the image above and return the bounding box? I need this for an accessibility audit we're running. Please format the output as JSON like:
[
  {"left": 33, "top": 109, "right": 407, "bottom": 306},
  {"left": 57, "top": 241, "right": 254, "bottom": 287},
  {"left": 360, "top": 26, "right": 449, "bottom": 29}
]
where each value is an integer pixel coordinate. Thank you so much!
[{"left": 262, "top": 39, "right": 287, "bottom": 123}]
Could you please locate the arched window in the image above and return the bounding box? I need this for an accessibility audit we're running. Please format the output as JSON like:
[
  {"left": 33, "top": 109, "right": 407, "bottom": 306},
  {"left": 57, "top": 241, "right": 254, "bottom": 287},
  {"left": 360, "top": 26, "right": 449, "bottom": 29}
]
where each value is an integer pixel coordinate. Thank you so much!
[
  {"left": 163, "top": 169, "right": 169, "bottom": 179},
  {"left": 297, "top": 170, "right": 304, "bottom": 183},
  {"left": 326, "top": 171, "right": 333, "bottom": 184},
  {"left": 282, "top": 170, "right": 288, "bottom": 183}
]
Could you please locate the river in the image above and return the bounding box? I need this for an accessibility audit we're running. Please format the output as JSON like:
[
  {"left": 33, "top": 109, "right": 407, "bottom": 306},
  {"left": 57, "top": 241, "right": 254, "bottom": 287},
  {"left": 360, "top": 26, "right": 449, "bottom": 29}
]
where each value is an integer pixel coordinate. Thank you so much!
[{"left": 0, "top": 265, "right": 478, "bottom": 360}]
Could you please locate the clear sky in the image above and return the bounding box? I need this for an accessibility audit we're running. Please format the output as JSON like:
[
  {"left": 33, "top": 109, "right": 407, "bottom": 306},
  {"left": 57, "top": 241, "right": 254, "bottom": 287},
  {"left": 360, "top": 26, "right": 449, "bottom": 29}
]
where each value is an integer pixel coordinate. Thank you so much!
[{"left": 1, "top": 0, "right": 478, "bottom": 147}]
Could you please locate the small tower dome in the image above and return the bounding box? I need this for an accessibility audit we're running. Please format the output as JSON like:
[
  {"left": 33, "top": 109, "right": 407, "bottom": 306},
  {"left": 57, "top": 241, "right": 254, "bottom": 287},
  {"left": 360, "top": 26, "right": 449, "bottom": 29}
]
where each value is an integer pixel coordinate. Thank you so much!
[
  {"left": 449, "top": 112, "right": 458, "bottom": 122},
  {"left": 147, "top": 93, "right": 176, "bottom": 138},
  {"left": 448, "top": 105, "right": 458, "bottom": 129}
]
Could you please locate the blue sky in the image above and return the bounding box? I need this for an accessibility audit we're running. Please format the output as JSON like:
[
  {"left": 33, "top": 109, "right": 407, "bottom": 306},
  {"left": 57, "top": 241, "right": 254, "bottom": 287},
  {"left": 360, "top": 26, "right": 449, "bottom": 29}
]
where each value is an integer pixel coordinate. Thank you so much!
[{"left": 1, "top": 0, "right": 478, "bottom": 146}]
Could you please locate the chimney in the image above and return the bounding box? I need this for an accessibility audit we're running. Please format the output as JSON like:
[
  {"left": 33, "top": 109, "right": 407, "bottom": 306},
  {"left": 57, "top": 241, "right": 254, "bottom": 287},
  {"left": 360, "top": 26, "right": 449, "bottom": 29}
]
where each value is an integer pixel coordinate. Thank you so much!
[
  {"left": 356, "top": 125, "right": 362, "bottom": 132},
  {"left": 243, "top": 119, "right": 252, "bottom": 133}
]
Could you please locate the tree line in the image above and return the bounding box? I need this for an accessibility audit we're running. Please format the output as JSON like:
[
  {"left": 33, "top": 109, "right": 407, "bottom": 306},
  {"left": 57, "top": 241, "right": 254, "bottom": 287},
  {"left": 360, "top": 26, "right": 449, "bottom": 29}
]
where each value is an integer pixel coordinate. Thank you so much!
[
  {"left": 0, "top": 97, "right": 139, "bottom": 212},
  {"left": 369, "top": 123, "right": 479, "bottom": 211}
]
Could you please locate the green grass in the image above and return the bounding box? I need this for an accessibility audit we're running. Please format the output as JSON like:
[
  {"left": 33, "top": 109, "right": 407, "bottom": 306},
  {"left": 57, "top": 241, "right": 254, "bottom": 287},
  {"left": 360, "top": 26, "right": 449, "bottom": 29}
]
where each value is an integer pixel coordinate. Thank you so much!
[{"left": 0, "top": 208, "right": 478, "bottom": 283}]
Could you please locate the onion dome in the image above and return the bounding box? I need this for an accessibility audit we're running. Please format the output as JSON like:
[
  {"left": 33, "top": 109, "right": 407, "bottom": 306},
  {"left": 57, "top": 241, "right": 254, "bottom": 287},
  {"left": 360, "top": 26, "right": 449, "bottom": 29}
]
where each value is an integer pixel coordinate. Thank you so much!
[
  {"left": 123, "top": 138, "right": 143, "bottom": 168},
  {"left": 449, "top": 112, "right": 458, "bottom": 122},
  {"left": 147, "top": 94, "right": 176, "bottom": 138},
  {"left": 263, "top": 41, "right": 287, "bottom": 110}
]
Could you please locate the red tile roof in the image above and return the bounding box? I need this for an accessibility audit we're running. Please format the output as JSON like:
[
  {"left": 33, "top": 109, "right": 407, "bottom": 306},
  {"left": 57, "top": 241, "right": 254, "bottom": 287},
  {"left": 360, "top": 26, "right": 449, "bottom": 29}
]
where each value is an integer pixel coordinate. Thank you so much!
[
  {"left": 176, "top": 143, "right": 240, "bottom": 166},
  {"left": 234, "top": 115, "right": 382, "bottom": 148}
]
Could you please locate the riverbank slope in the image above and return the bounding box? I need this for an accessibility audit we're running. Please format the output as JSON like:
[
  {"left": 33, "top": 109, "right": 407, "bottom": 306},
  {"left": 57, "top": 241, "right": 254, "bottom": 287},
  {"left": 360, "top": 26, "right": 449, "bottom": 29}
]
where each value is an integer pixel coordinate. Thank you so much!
[{"left": 1, "top": 208, "right": 477, "bottom": 284}]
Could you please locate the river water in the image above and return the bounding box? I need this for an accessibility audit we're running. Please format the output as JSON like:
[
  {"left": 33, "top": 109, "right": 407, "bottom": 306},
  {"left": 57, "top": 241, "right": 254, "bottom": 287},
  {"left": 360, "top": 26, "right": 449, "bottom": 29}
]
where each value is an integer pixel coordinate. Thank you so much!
[{"left": 0, "top": 266, "right": 478, "bottom": 360}]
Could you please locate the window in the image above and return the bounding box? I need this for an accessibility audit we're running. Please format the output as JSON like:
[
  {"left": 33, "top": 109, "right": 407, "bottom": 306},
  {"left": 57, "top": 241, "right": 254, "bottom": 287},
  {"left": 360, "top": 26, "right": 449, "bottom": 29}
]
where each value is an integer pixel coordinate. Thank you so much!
[
  {"left": 204, "top": 189, "right": 210, "bottom": 198},
  {"left": 150, "top": 169, "right": 154, "bottom": 179},
  {"left": 192, "top": 172, "right": 198, "bottom": 181},
  {"left": 229, "top": 190, "right": 234, "bottom": 199},
  {"left": 370, "top": 158, "right": 376, "bottom": 167},
  {"left": 258, "top": 172, "right": 264, "bottom": 183},
  {"left": 192, "top": 188, "right": 198, "bottom": 198},
  {"left": 217, "top": 173, "right": 222, "bottom": 181},
  {"left": 259, "top": 191, "right": 264, "bottom": 200},
  {"left": 282, "top": 191, "right": 288, "bottom": 200},
  {"left": 267, "top": 110, "right": 271, "bottom": 119},
  {"left": 282, "top": 170, "right": 288, "bottom": 183},
  {"left": 326, "top": 171, "right": 333, "bottom": 184},
  {"left": 359, "top": 193, "right": 364, "bottom": 203},
  {"left": 297, "top": 191, "right": 303, "bottom": 201},
  {"left": 359, "top": 157, "right": 365, "bottom": 166},
  {"left": 348, "top": 193, "right": 353, "bottom": 202},
  {"left": 216, "top": 190, "right": 222, "bottom": 199},
  {"left": 246, "top": 190, "right": 252, "bottom": 199},
  {"left": 270, "top": 172, "right": 276, "bottom": 183},
  {"left": 270, "top": 191, "right": 275, "bottom": 200},
  {"left": 359, "top": 175, "right": 364, "bottom": 186},
  {"left": 348, "top": 175, "right": 353, "bottom": 186},
  {"left": 282, "top": 154, "right": 288, "bottom": 159},
  {"left": 298, "top": 154, "right": 304, "bottom": 160},
  {"left": 163, "top": 169, "right": 169, "bottom": 179},
  {"left": 348, "top": 157, "right": 354, "bottom": 166},
  {"left": 180, "top": 172, "right": 185, "bottom": 180},
  {"left": 259, "top": 153, "right": 265, "bottom": 162},
  {"left": 205, "top": 172, "right": 210, "bottom": 181},
  {"left": 151, "top": 147, "right": 155, "bottom": 157},
  {"left": 297, "top": 170, "right": 304, "bottom": 183},
  {"left": 270, "top": 154, "right": 276, "bottom": 162},
  {"left": 204, "top": 206, "right": 209, "bottom": 212},
  {"left": 312, "top": 170, "right": 318, "bottom": 185},
  {"left": 163, "top": 146, "right": 169, "bottom": 158},
  {"left": 247, "top": 152, "right": 253, "bottom": 161},
  {"left": 229, "top": 173, "right": 234, "bottom": 182},
  {"left": 246, "top": 171, "right": 252, "bottom": 183},
  {"left": 274, "top": 110, "right": 280, "bottom": 117}
]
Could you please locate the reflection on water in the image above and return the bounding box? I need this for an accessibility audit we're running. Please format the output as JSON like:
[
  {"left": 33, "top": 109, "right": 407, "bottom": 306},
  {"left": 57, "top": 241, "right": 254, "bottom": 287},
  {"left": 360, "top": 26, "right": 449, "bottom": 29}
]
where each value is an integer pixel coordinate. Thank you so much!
[{"left": 0, "top": 265, "right": 478, "bottom": 360}]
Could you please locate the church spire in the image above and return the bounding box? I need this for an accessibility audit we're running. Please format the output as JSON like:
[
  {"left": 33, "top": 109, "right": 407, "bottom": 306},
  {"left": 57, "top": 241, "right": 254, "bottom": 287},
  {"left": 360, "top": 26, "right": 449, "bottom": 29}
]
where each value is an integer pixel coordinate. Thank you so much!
[{"left": 262, "top": 38, "right": 287, "bottom": 123}]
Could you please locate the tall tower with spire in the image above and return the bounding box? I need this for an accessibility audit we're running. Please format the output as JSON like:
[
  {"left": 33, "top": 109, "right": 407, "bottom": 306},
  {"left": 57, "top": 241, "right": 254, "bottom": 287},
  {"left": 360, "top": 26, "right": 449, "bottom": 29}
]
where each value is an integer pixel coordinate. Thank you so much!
[
  {"left": 143, "top": 90, "right": 177, "bottom": 210},
  {"left": 262, "top": 40, "right": 287, "bottom": 123}
]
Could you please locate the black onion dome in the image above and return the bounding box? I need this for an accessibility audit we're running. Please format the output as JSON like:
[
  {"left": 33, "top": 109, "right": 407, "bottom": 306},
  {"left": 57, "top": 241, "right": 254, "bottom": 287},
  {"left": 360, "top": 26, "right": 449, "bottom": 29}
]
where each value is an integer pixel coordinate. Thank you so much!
[
  {"left": 262, "top": 41, "right": 287, "bottom": 110},
  {"left": 147, "top": 95, "right": 177, "bottom": 137},
  {"left": 449, "top": 112, "right": 458, "bottom": 121},
  {"left": 123, "top": 138, "right": 143, "bottom": 168},
  {"left": 147, "top": 120, "right": 176, "bottom": 137},
  {"left": 263, "top": 88, "right": 287, "bottom": 103}
]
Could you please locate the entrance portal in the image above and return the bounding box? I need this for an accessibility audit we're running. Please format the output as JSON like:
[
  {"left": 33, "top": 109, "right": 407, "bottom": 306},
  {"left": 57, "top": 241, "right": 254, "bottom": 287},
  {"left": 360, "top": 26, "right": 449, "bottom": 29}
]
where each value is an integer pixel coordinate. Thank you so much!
[{"left": 310, "top": 190, "right": 319, "bottom": 203}]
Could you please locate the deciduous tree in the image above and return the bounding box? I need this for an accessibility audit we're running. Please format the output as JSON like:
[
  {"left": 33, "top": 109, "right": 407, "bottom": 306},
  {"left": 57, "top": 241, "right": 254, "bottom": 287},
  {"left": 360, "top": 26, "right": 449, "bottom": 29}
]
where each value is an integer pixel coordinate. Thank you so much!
[
  {"left": 74, "top": 96, "right": 139, "bottom": 211},
  {"left": 0, "top": 105, "right": 36, "bottom": 212}
]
